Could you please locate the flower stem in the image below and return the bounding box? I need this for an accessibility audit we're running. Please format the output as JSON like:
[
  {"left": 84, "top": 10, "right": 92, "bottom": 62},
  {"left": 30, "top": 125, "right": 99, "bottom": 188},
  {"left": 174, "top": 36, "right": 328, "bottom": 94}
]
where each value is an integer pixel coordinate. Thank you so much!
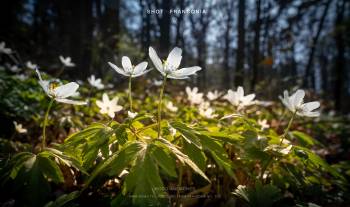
[
  {"left": 128, "top": 75, "right": 133, "bottom": 111},
  {"left": 157, "top": 76, "right": 167, "bottom": 138},
  {"left": 176, "top": 165, "right": 183, "bottom": 205},
  {"left": 280, "top": 110, "right": 297, "bottom": 145},
  {"left": 42, "top": 99, "right": 54, "bottom": 150},
  {"left": 260, "top": 110, "right": 296, "bottom": 182},
  {"left": 56, "top": 66, "right": 65, "bottom": 78}
]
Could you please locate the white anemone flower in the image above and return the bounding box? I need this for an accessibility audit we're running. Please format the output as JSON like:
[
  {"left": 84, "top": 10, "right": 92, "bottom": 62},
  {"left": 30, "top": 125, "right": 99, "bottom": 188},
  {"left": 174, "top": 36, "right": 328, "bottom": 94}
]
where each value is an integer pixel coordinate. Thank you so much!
[
  {"left": 186, "top": 87, "right": 204, "bottom": 105},
  {"left": 149, "top": 47, "right": 201, "bottom": 79},
  {"left": 9, "top": 65, "right": 20, "bottom": 72},
  {"left": 199, "top": 107, "right": 217, "bottom": 119},
  {"left": 279, "top": 89, "right": 320, "bottom": 117},
  {"left": 88, "top": 75, "right": 104, "bottom": 89},
  {"left": 71, "top": 91, "right": 80, "bottom": 98},
  {"left": 153, "top": 79, "right": 163, "bottom": 86},
  {"left": 0, "top": 42, "right": 12, "bottom": 54},
  {"left": 13, "top": 121, "right": 27, "bottom": 134},
  {"left": 59, "top": 56, "right": 75, "bottom": 67},
  {"left": 258, "top": 119, "right": 270, "bottom": 130},
  {"left": 108, "top": 56, "right": 150, "bottom": 78},
  {"left": 16, "top": 74, "right": 27, "bottom": 81},
  {"left": 166, "top": 101, "right": 178, "bottom": 112},
  {"left": 199, "top": 101, "right": 217, "bottom": 118},
  {"left": 26, "top": 61, "right": 38, "bottom": 70},
  {"left": 280, "top": 145, "right": 293, "bottom": 155},
  {"left": 127, "top": 111, "right": 138, "bottom": 119},
  {"left": 223, "top": 86, "right": 255, "bottom": 109},
  {"left": 169, "top": 126, "right": 177, "bottom": 136},
  {"left": 35, "top": 69, "right": 86, "bottom": 105},
  {"left": 96, "top": 93, "right": 123, "bottom": 118},
  {"left": 207, "top": 90, "right": 221, "bottom": 101}
]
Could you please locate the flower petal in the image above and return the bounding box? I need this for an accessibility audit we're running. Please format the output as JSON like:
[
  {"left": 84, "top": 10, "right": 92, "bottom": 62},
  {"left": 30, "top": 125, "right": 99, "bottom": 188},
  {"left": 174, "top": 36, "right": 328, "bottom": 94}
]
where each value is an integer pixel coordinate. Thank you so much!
[
  {"left": 242, "top": 94, "right": 255, "bottom": 103},
  {"left": 237, "top": 86, "right": 244, "bottom": 99},
  {"left": 107, "top": 111, "right": 115, "bottom": 118},
  {"left": 302, "top": 101, "right": 320, "bottom": 111},
  {"left": 122, "top": 56, "right": 132, "bottom": 70},
  {"left": 172, "top": 66, "right": 201, "bottom": 76},
  {"left": 59, "top": 56, "right": 65, "bottom": 63},
  {"left": 297, "top": 111, "right": 320, "bottom": 117},
  {"left": 132, "top": 69, "right": 152, "bottom": 78},
  {"left": 133, "top": 61, "right": 148, "bottom": 74},
  {"left": 54, "top": 82, "right": 79, "bottom": 98},
  {"left": 96, "top": 100, "right": 104, "bottom": 108},
  {"left": 149, "top": 47, "right": 164, "bottom": 73},
  {"left": 108, "top": 62, "right": 128, "bottom": 76},
  {"left": 293, "top": 90, "right": 305, "bottom": 108},
  {"left": 56, "top": 98, "right": 87, "bottom": 105},
  {"left": 102, "top": 93, "right": 109, "bottom": 103},
  {"left": 166, "top": 47, "right": 182, "bottom": 68},
  {"left": 167, "top": 74, "right": 189, "bottom": 79}
]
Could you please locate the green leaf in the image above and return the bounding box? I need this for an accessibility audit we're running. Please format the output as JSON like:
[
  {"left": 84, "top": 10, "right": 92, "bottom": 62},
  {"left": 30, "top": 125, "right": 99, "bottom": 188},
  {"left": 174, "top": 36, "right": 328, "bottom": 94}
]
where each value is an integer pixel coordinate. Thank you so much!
[
  {"left": 1, "top": 152, "right": 65, "bottom": 206},
  {"left": 123, "top": 144, "right": 169, "bottom": 206},
  {"left": 170, "top": 122, "right": 202, "bottom": 149},
  {"left": 244, "top": 146, "right": 271, "bottom": 163},
  {"left": 37, "top": 153, "right": 65, "bottom": 183},
  {"left": 85, "top": 141, "right": 145, "bottom": 187},
  {"left": 233, "top": 183, "right": 282, "bottom": 207},
  {"left": 42, "top": 147, "right": 87, "bottom": 174},
  {"left": 294, "top": 146, "right": 344, "bottom": 180},
  {"left": 64, "top": 123, "right": 108, "bottom": 145},
  {"left": 152, "top": 145, "right": 177, "bottom": 178},
  {"left": 157, "top": 138, "right": 210, "bottom": 182},
  {"left": 63, "top": 123, "right": 114, "bottom": 168},
  {"left": 113, "top": 124, "right": 128, "bottom": 145},
  {"left": 197, "top": 131, "right": 243, "bottom": 144},
  {"left": 183, "top": 141, "right": 207, "bottom": 171},
  {"left": 2, "top": 152, "right": 35, "bottom": 181},
  {"left": 44, "top": 191, "right": 80, "bottom": 207},
  {"left": 199, "top": 135, "right": 235, "bottom": 177},
  {"left": 291, "top": 131, "right": 321, "bottom": 147}
]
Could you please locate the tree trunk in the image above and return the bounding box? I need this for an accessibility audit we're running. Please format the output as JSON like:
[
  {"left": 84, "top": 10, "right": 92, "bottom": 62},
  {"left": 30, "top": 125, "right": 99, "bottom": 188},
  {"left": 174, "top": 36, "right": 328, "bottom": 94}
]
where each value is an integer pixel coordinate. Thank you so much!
[
  {"left": 158, "top": 0, "right": 171, "bottom": 54},
  {"left": 223, "top": 0, "right": 234, "bottom": 89},
  {"left": 235, "top": 0, "right": 246, "bottom": 87},
  {"left": 66, "top": 0, "right": 93, "bottom": 79},
  {"left": 175, "top": 0, "right": 185, "bottom": 46},
  {"left": 302, "top": 0, "right": 331, "bottom": 88},
  {"left": 251, "top": 0, "right": 261, "bottom": 90},
  {"left": 334, "top": 0, "right": 346, "bottom": 111},
  {"left": 319, "top": 50, "right": 328, "bottom": 94}
]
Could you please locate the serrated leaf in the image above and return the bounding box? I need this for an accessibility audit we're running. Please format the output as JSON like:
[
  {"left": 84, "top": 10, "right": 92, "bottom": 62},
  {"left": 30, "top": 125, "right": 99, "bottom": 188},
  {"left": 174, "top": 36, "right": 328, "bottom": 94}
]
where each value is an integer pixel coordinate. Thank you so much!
[
  {"left": 294, "top": 146, "right": 344, "bottom": 180},
  {"left": 63, "top": 123, "right": 114, "bottom": 169},
  {"left": 152, "top": 145, "right": 177, "bottom": 178},
  {"left": 170, "top": 122, "right": 202, "bottom": 149},
  {"left": 199, "top": 135, "right": 235, "bottom": 177},
  {"left": 233, "top": 183, "right": 282, "bottom": 207},
  {"left": 198, "top": 131, "right": 243, "bottom": 144},
  {"left": 157, "top": 138, "right": 210, "bottom": 182},
  {"left": 123, "top": 144, "right": 169, "bottom": 206},
  {"left": 44, "top": 191, "right": 80, "bottom": 207},
  {"left": 64, "top": 123, "right": 108, "bottom": 145},
  {"left": 183, "top": 141, "right": 207, "bottom": 171},
  {"left": 113, "top": 124, "right": 128, "bottom": 145},
  {"left": 37, "top": 153, "right": 64, "bottom": 183},
  {"left": 85, "top": 141, "right": 145, "bottom": 187},
  {"left": 43, "top": 147, "right": 87, "bottom": 174},
  {"left": 291, "top": 131, "right": 321, "bottom": 147}
]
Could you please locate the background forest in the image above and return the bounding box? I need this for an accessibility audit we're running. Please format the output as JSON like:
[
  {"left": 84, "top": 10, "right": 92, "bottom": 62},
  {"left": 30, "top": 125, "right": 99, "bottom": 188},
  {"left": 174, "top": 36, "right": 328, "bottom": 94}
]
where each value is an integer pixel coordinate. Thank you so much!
[{"left": 1, "top": 0, "right": 349, "bottom": 112}]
